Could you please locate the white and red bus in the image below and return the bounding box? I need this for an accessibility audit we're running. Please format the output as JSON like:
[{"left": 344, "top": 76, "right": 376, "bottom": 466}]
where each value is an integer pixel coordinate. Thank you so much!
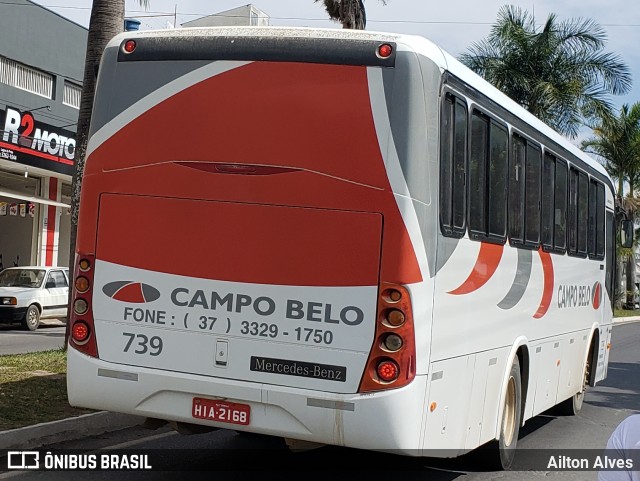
[{"left": 67, "top": 27, "right": 621, "bottom": 468}]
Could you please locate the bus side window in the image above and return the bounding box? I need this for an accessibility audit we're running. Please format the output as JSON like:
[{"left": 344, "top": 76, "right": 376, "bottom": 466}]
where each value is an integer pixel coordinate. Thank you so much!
[
  {"left": 468, "top": 110, "right": 508, "bottom": 244},
  {"left": 595, "top": 182, "right": 606, "bottom": 258},
  {"left": 605, "top": 211, "right": 614, "bottom": 304},
  {"left": 577, "top": 171, "right": 589, "bottom": 256},
  {"left": 508, "top": 134, "right": 526, "bottom": 244},
  {"left": 568, "top": 167, "right": 579, "bottom": 254},
  {"left": 488, "top": 122, "right": 508, "bottom": 240},
  {"left": 524, "top": 143, "right": 541, "bottom": 247},
  {"left": 468, "top": 111, "right": 488, "bottom": 238},
  {"left": 541, "top": 153, "right": 556, "bottom": 250},
  {"left": 588, "top": 180, "right": 606, "bottom": 260},
  {"left": 439, "top": 93, "right": 467, "bottom": 238},
  {"left": 554, "top": 160, "right": 568, "bottom": 252}
]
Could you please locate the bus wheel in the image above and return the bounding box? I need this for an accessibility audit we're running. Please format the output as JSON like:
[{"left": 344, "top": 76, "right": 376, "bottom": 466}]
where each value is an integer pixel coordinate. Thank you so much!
[
  {"left": 21, "top": 305, "right": 40, "bottom": 331},
  {"left": 556, "top": 355, "right": 590, "bottom": 416},
  {"left": 494, "top": 357, "right": 522, "bottom": 470}
]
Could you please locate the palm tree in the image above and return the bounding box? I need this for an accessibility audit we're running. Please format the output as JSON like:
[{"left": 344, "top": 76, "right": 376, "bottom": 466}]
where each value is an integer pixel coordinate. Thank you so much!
[
  {"left": 582, "top": 103, "right": 640, "bottom": 195},
  {"left": 459, "top": 5, "right": 631, "bottom": 138},
  {"left": 66, "top": 0, "right": 149, "bottom": 345},
  {"left": 315, "top": 0, "right": 386, "bottom": 29},
  {"left": 582, "top": 103, "right": 640, "bottom": 309}
]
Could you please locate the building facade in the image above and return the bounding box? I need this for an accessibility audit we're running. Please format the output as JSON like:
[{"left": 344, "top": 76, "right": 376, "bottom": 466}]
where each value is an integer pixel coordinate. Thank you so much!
[
  {"left": 0, "top": 0, "right": 86, "bottom": 269},
  {"left": 182, "top": 4, "right": 270, "bottom": 28}
]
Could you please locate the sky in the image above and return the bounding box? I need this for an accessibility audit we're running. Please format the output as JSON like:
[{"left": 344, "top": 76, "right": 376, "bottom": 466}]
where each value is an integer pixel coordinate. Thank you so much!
[{"left": 33, "top": 0, "right": 640, "bottom": 138}]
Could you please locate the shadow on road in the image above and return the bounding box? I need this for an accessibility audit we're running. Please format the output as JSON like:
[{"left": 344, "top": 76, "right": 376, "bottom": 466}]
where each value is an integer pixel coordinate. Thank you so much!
[
  {"left": 0, "top": 323, "right": 65, "bottom": 333},
  {"left": 586, "top": 362, "right": 640, "bottom": 411}
]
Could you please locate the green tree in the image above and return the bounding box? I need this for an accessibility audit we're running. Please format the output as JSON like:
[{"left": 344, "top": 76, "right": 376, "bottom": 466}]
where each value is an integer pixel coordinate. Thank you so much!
[
  {"left": 459, "top": 5, "right": 631, "bottom": 138},
  {"left": 66, "top": 0, "right": 149, "bottom": 344},
  {"left": 315, "top": 0, "right": 386, "bottom": 29},
  {"left": 582, "top": 103, "right": 640, "bottom": 309},
  {"left": 582, "top": 103, "right": 640, "bottom": 195}
]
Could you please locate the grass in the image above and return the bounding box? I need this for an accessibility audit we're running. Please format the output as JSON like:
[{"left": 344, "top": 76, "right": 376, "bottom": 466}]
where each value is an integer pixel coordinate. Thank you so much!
[
  {"left": 0, "top": 348, "right": 93, "bottom": 430},
  {"left": 614, "top": 309, "right": 640, "bottom": 318}
]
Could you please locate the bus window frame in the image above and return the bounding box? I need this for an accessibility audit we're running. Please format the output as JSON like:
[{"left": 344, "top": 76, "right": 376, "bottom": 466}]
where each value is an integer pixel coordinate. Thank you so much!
[{"left": 439, "top": 89, "right": 468, "bottom": 239}]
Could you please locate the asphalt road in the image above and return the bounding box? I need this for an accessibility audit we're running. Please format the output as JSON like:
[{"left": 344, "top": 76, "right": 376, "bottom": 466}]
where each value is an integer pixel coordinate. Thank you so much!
[
  {"left": 1, "top": 321, "right": 639, "bottom": 480},
  {"left": 0, "top": 321, "right": 65, "bottom": 355}
]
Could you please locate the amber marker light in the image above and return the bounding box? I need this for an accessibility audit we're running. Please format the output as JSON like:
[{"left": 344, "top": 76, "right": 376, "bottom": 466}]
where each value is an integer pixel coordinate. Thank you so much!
[
  {"left": 78, "top": 259, "right": 91, "bottom": 271},
  {"left": 430, "top": 402, "right": 437, "bottom": 412},
  {"left": 75, "top": 276, "right": 89, "bottom": 293},
  {"left": 383, "top": 288, "right": 402, "bottom": 303},
  {"left": 386, "top": 309, "right": 405, "bottom": 327}
]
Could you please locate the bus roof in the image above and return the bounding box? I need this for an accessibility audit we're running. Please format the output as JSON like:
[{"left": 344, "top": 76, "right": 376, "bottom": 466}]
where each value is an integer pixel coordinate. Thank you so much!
[{"left": 107, "top": 26, "right": 610, "bottom": 182}]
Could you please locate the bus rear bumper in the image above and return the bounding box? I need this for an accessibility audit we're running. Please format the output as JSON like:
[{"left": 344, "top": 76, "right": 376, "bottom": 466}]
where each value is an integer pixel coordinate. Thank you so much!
[{"left": 67, "top": 347, "right": 427, "bottom": 454}]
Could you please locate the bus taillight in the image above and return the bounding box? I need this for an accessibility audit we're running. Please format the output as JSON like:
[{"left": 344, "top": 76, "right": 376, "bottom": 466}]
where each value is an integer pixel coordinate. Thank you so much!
[
  {"left": 69, "top": 254, "right": 98, "bottom": 358},
  {"left": 358, "top": 283, "right": 416, "bottom": 392}
]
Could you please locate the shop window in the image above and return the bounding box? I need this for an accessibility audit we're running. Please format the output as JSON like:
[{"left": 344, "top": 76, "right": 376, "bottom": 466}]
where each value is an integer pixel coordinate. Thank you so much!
[
  {"left": 0, "top": 55, "right": 53, "bottom": 99},
  {"left": 63, "top": 81, "right": 82, "bottom": 109}
]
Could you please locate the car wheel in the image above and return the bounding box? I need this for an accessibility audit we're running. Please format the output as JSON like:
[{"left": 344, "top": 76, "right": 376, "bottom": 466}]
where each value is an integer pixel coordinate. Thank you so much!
[{"left": 21, "top": 305, "right": 40, "bottom": 331}]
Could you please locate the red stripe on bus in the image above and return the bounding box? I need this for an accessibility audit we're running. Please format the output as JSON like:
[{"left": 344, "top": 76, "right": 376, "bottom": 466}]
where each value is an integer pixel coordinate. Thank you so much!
[
  {"left": 533, "top": 249, "right": 554, "bottom": 319},
  {"left": 448, "top": 243, "right": 504, "bottom": 295}
]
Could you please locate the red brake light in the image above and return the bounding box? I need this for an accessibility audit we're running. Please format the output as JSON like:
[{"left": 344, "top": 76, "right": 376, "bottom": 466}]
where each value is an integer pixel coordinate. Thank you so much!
[
  {"left": 377, "top": 43, "right": 393, "bottom": 58},
  {"left": 123, "top": 40, "right": 136, "bottom": 53},
  {"left": 359, "top": 282, "right": 416, "bottom": 393},
  {"left": 72, "top": 322, "right": 90, "bottom": 343},
  {"left": 377, "top": 360, "right": 400, "bottom": 382},
  {"left": 69, "top": 253, "right": 98, "bottom": 357}
]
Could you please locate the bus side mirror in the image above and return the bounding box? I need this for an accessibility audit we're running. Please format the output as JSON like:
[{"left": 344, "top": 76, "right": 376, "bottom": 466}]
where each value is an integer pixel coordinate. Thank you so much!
[{"left": 621, "top": 219, "right": 634, "bottom": 248}]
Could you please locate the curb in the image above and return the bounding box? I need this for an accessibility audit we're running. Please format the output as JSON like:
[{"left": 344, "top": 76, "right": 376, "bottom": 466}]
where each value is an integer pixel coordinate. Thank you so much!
[{"left": 0, "top": 412, "right": 144, "bottom": 450}]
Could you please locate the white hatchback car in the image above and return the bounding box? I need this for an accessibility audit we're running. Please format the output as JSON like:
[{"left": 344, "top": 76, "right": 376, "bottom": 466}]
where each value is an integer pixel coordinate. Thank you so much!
[{"left": 0, "top": 266, "right": 69, "bottom": 331}]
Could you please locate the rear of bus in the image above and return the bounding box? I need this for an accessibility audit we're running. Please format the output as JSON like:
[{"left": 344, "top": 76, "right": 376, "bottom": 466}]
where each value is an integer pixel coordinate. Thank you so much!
[{"left": 67, "top": 27, "right": 436, "bottom": 452}]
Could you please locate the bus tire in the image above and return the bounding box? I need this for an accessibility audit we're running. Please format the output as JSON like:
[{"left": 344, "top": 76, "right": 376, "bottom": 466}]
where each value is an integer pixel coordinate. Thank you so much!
[
  {"left": 556, "top": 354, "right": 590, "bottom": 416},
  {"left": 493, "top": 356, "right": 522, "bottom": 470},
  {"left": 21, "top": 305, "right": 40, "bottom": 331}
]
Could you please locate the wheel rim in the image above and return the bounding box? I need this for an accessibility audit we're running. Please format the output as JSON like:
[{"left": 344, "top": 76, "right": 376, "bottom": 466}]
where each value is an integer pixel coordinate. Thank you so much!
[
  {"left": 28, "top": 309, "right": 38, "bottom": 326},
  {"left": 502, "top": 376, "right": 516, "bottom": 446}
]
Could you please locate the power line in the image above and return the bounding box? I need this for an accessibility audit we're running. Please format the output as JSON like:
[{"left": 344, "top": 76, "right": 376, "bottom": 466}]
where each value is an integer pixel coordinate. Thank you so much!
[
  {"left": 3, "top": 2, "right": 640, "bottom": 28},
  {"left": 0, "top": 96, "right": 78, "bottom": 126}
]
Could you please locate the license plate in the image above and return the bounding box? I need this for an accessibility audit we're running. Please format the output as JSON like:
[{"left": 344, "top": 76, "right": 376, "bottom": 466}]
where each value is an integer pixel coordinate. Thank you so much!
[{"left": 192, "top": 397, "right": 250, "bottom": 426}]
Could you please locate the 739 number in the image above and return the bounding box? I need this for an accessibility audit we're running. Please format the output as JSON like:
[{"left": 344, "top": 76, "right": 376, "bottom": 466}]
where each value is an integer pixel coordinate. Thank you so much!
[{"left": 123, "top": 332, "right": 163, "bottom": 356}]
